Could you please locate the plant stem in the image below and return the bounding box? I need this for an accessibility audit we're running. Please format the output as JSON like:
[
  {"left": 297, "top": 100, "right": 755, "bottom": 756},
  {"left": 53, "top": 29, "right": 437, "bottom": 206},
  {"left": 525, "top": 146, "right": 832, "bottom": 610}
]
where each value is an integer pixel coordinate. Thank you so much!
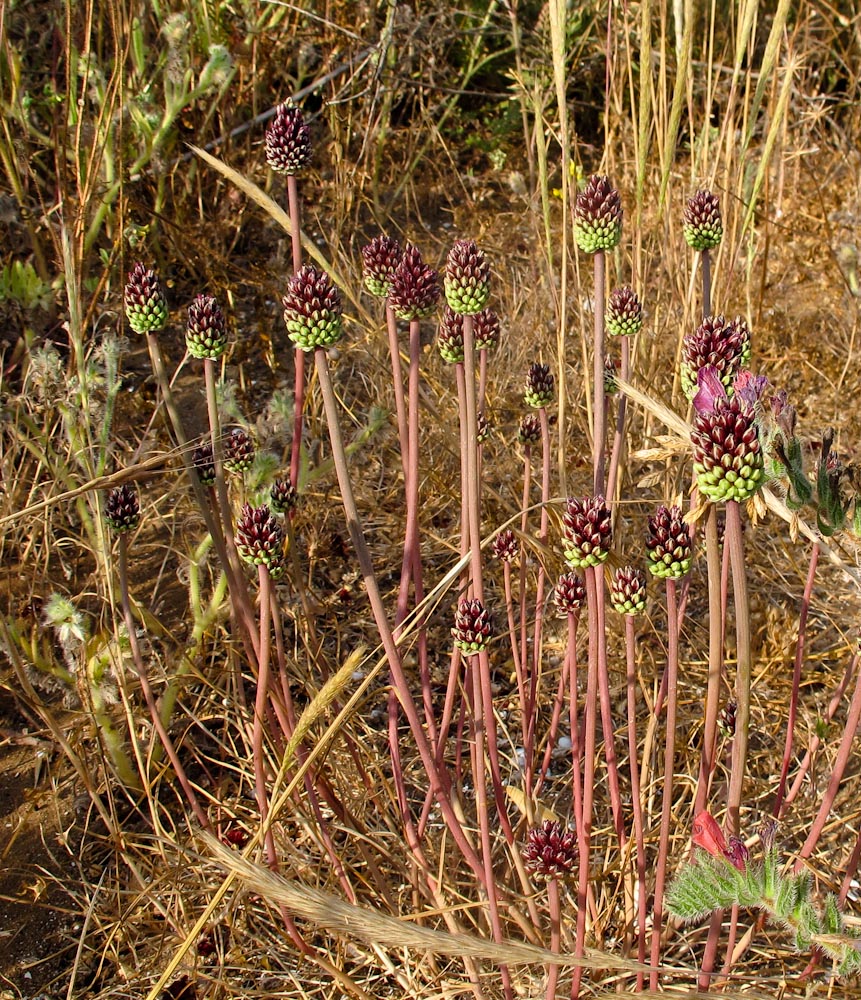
[
  {"left": 725, "top": 500, "right": 751, "bottom": 836},
  {"left": 287, "top": 173, "right": 305, "bottom": 488},
  {"left": 773, "top": 541, "right": 819, "bottom": 817},
  {"left": 649, "top": 576, "right": 680, "bottom": 990},
  {"left": 592, "top": 250, "right": 607, "bottom": 496},
  {"left": 313, "top": 347, "right": 486, "bottom": 885},
  {"left": 624, "top": 613, "right": 647, "bottom": 987},
  {"left": 571, "top": 566, "right": 601, "bottom": 1000},
  {"left": 117, "top": 536, "right": 211, "bottom": 829}
]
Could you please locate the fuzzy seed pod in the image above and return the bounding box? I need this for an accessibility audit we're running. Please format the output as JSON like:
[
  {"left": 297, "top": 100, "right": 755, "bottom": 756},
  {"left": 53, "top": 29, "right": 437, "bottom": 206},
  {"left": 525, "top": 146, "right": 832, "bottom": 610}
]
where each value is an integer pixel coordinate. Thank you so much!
[
  {"left": 452, "top": 598, "right": 492, "bottom": 656},
  {"left": 554, "top": 572, "right": 586, "bottom": 615},
  {"left": 186, "top": 293, "right": 228, "bottom": 360},
  {"left": 681, "top": 314, "right": 748, "bottom": 401},
  {"left": 492, "top": 529, "right": 518, "bottom": 563},
  {"left": 606, "top": 285, "right": 643, "bottom": 337},
  {"left": 389, "top": 244, "right": 440, "bottom": 321},
  {"left": 646, "top": 505, "right": 692, "bottom": 579},
  {"left": 265, "top": 101, "right": 312, "bottom": 175},
  {"left": 444, "top": 239, "right": 491, "bottom": 315},
  {"left": 574, "top": 175, "right": 623, "bottom": 254},
  {"left": 562, "top": 496, "right": 612, "bottom": 568},
  {"left": 361, "top": 235, "right": 403, "bottom": 298},
  {"left": 235, "top": 503, "right": 284, "bottom": 572},
  {"left": 192, "top": 442, "right": 216, "bottom": 487},
  {"left": 105, "top": 483, "right": 140, "bottom": 533},
  {"left": 691, "top": 396, "right": 764, "bottom": 503},
  {"left": 124, "top": 262, "right": 167, "bottom": 334},
  {"left": 522, "top": 820, "right": 578, "bottom": 882},
  {"left": 270, "top": 478, "right": 298, "bottom": 514},
  {"left": 611, "top": 565, "right": 647, "bottom": 614},
  {"left": 282, "top": 265, "right": 343, "bottom": 351},
  {"left": 683, "top": 190, "right": 722, "bottom": 251},
  {"left": 525, "top": 362, "right": 554, "bottom": 409},
  {"left": 223, "top": 428, "right": 255, "bottom": 473}
]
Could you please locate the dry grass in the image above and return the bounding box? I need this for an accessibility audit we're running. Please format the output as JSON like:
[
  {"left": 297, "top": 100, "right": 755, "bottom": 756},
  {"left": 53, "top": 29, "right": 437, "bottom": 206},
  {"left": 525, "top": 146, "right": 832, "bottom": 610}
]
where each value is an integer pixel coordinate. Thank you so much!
[{"left": 1, "top": 1, "right": 861, "bottom": 997}]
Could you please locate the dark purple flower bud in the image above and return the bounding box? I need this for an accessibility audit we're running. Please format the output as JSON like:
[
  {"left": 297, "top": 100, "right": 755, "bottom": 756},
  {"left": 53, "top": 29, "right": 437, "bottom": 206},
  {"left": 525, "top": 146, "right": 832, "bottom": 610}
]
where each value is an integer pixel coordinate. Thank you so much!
[
  {"left": 518, "top": 413, "right": 541, "bottom": 446},
  {"left": 270, "top": 478, "right": 298, "bottom": 514},
  {"left": 610, "top": 565, "right": 647, "bottom": 615},
  {"left": 474, "top": 307, "right": 501, "bottom": 351},
  {"left": 692, "top": 364, "right": 728, "bottom": 416},
  {"left": 361, "top": 235, "right": 403, "bottom": 298},
  {"left": 524, "top": 362, "right": 554, "bottom": 408},
  {"left": 574, "top": 175, "right": 622, "bottom": 253},
  {"left": 522, "top": 820, "right": 578, "bottom": 882},
  {"left": 452, "top": 598, "right": 492, "bottom": 656},
  {"left": 646, "top": 505, "right": 692, "bottom": 579},
  {"left": 554, "top": 572, "right": 586, "bottom": 616},
  {"left": 438, "top": 305, "right": 465, "bottom": 364},
  {"left": 186, "top": 293, "right": 228, "bottom": 360},
  {"left": 282, "top": 265, "right": 343, "bottom": 351},
  {"left": 389, "top": 244, "right": 440, "bottom": 321},
  {"left": 444, "top": 239, "right": 490, "bottom": 315},
  {"left": 235, "top": 503, "right": 284, "bottom": 572},
  {"left": 124, "top": 262, "right": 167, "bottom": 334},
  {"left": 723, "top": 835, "right": 750, "bottom": 872},
  {"left": 223, "top": 428, "right": 255, "bottom": 473},
  {"left": 562, "top": 496, "right": 612, "bottom": 568},
  {"left": 265, "top": 101, "right": 312, "bottom": 174},
  {"left": 492, "top": 528, "right": 518, "bottom": 563},
  {"left": 683, "top": 190, "right": 722, "bottom": 251},
  {"left": 193, "top": 442, "right": 216, "bottom": 487},
  {"left": 606, "top": 285, "right": 643, "bottom": 337},
  {"left": 105, "top": 483, "right": 140, "bottom": 533}
]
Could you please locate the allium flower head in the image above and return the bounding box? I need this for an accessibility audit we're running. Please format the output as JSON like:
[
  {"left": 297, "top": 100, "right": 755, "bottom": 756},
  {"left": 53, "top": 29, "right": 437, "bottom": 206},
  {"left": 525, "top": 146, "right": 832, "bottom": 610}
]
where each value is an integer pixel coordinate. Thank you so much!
[
  {"left": 726, "top": 315, "right": 752, "bottom": 369},
  {"left": 270, "top": 478, "right": 298, "bottom": 514},
  {"left": 606, "top": 286, "right": 643, "bottom": 338},
  {"left": 524, "top": 362, "right": 554, "bottom": 409},
  {"left": 683, "top": 190, "right": 723, "bottom": 251},
  {"left": 574, "top": 175, "right": 622, "bottom": 254},
  {"left": 105, "top": 483, "right": 140, "bottom": 533},
  {"left": 492, "top": 529, "right": 518, "bottom": 563},
  {"left": 474, "top": 307, "right": 501, "bottom": 351},
  {"left": 604, "top": 355, "right": 619, "bottom": 395},
  {"left": 646, "top": 505, "right": 692, "bottom": 579},
  {"left": 692, "top": 396, "right": 764, "bottom": 503},
  {"left": 223, "top": 427, "right": 255, "bottom": 473},
  {"left": 361, "top": 235, "right": 403, "bottom": 298},
  {"left": 282, "top": 265, "right": 343, "bottom": 351},
  {"left": 610, "top": 565, "right": 647, "bottom": 614},
  {"left": 518, "top": 413, "right": 541, "bottom": 446},
  {"left": 452, "top": 598, "right": 492, "bottom": 656},
  {"left": 562, "top": 496, "right": 612, "bottom": 568},
  {"left": 681, "top": 315, "right": 747, "bottom": 401},
  {"left": 476, "top": 413, "right": 490, "bottom": 444},
  {"left": 389, "top": 244, "right": 440, "bottom": 321},
  {"left": 554, "top": 572, "right": 586, "bottom": 616},
  {"left": 438, "top": 305, "right": 465, "bottom": 364},
  {"left": 523, "top": 820, "right": 578, "bottom": 882},
  {"left": 235, "top": 503, "right": 284, "bottom": 572},
  {"left": 444, "top": 239, "right": 491, "bottom": 315},
  {"left": 186, "top": 293, "right": 228, "bottom": 360},
  {"left": 193, "top": 442, "right": 216, "bottom": 487},
  {"left": 124, "top": 262, "right": 167, "bottom": 334},
  {"left": 265, "top": 101, "right": 312, "bottom": 175}
]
